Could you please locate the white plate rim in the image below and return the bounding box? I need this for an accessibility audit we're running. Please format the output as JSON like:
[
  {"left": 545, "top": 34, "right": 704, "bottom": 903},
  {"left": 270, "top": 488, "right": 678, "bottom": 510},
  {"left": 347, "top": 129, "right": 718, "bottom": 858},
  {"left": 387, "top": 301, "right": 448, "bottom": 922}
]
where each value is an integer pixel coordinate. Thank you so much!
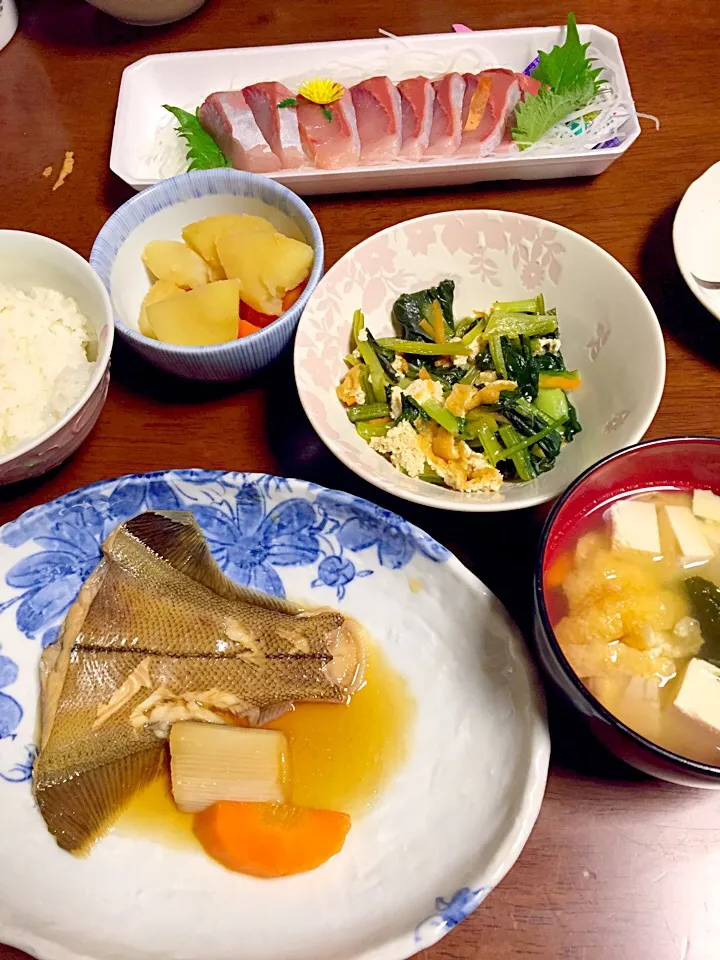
[{"left": 673, "top": 159, "right": 720, "bottom": 321}]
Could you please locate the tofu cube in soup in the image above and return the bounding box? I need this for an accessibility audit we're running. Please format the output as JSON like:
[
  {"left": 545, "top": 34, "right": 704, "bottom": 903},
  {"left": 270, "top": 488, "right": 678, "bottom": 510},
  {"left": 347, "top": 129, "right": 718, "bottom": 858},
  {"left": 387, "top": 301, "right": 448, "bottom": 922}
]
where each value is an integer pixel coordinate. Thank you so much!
[{"left": 610, "top": 500, "right": 661, "bottom": 555}]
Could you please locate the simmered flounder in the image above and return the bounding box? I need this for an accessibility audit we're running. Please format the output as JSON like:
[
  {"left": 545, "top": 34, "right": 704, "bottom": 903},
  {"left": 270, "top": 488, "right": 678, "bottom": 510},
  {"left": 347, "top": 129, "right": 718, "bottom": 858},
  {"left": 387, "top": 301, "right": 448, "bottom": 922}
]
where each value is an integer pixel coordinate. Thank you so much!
[{"left": 34, "top": 511, "right": 363, "bottom": 853}]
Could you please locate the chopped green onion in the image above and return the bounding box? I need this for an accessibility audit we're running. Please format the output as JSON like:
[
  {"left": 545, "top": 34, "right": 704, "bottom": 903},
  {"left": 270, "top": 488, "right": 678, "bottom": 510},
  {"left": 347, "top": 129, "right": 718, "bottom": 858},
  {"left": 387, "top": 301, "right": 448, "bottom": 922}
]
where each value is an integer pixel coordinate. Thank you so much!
[
  {"left": 346, "top": 403, "right": 390, "bottom": 423},
  {"left": 375, "top": 338, "right": 470, "bottom": 356}
]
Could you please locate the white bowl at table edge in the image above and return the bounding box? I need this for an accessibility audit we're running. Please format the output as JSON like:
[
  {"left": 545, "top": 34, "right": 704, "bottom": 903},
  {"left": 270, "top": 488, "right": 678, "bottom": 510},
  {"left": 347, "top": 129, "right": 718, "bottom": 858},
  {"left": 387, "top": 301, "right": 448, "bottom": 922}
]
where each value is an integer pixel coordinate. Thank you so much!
[{"left": 0, "top": 230, "right": 113, "bottom": 484}]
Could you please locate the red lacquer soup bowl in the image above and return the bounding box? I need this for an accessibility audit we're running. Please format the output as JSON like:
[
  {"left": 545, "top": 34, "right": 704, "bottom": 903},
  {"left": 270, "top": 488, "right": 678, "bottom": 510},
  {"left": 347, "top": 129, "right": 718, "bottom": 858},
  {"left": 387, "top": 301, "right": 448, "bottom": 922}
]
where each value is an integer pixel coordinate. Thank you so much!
[{"left": 534, "top": 437, "right": 720, "bottom": 788}]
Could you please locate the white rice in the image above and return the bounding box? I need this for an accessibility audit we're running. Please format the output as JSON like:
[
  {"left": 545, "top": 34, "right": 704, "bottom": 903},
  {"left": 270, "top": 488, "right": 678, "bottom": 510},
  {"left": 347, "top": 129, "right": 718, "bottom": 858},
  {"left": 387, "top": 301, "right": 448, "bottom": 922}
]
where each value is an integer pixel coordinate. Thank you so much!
[{"left": 0, "top": 284, "right": 96, "bottom": 457}]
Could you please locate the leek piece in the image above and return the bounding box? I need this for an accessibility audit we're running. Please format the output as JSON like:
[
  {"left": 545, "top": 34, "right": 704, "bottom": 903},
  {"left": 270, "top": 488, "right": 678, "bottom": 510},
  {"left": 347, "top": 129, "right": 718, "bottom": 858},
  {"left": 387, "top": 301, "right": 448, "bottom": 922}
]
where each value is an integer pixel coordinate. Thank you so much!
[{"left": 169, "top": 722, "right": 288, "bottom": 813}]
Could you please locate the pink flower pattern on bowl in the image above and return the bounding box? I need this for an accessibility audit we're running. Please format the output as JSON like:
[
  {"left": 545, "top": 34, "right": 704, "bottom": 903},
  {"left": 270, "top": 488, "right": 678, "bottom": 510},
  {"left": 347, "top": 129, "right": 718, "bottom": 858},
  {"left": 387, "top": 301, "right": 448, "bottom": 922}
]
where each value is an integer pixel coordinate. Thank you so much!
[{"left": 294, "top": 210, "right": 666, "bottom": 512}]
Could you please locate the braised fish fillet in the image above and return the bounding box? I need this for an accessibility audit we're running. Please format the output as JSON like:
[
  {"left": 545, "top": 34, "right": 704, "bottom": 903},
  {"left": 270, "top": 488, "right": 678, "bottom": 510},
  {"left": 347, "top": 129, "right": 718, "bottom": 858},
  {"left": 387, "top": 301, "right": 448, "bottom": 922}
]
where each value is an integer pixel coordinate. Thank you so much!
[{"left": 34, "top": 511, "right": 363, "bottom": 853}]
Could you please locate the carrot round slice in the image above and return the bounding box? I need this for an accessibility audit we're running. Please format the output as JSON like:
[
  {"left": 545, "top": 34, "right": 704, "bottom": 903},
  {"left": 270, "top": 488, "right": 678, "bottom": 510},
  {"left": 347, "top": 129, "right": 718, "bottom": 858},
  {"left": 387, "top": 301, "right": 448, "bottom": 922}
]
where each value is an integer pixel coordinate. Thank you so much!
[{"left": 194, "top": 801, "right": 351, "bottom": 878}]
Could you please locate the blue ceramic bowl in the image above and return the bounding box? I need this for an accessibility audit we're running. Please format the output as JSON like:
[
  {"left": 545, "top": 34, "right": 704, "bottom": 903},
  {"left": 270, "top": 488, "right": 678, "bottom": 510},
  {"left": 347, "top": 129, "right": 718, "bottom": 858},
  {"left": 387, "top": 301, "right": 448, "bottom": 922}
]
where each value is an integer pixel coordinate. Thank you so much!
[{"left": 90, "top": 169, "right": 324, "bottom": 382}]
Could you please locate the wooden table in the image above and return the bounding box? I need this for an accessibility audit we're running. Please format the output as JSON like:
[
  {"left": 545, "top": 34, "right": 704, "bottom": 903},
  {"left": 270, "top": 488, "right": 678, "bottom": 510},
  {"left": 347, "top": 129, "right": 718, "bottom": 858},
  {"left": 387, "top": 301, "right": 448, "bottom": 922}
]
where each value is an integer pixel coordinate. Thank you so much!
[{"left": 2, "top": 1, "right": 720, "bottom": 957}]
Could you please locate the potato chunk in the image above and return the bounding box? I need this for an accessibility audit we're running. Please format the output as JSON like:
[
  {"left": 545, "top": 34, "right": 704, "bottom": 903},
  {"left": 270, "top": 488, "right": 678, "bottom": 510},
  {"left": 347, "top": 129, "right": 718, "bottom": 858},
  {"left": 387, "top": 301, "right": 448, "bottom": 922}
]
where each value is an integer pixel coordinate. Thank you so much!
[
  {"left": 182, "top": 214, "right": 276, "bottom": 277},
  {"left": 146, "top": 279, "right": 240, "bottom": 346},
  {"left": 217, "top": 230, "right": 314, "bottom": 315},
  {"left": 138, "top": 280, "right": 185, "bottom": 338},
  {"left": 141, "top": 240, "right": 210, "bottom": 289}
]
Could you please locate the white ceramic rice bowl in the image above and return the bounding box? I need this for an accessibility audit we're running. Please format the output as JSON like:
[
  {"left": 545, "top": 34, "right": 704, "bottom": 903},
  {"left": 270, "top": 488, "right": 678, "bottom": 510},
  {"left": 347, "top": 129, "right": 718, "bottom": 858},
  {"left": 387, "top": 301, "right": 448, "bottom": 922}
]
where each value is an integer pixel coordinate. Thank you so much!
[
  {"left": 295, "top": 210, "right": 666, "bottom": 511},
  {"left": 0, "top": 231, "right": 113, "bottom": 485}
]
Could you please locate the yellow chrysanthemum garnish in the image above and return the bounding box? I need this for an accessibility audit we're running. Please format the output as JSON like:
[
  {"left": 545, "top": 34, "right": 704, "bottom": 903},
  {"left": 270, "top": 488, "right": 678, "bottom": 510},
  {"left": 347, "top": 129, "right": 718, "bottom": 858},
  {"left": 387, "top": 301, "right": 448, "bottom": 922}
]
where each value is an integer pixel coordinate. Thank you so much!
[{"left": 298, "top": 78, "right": 345, "bottom": 105}]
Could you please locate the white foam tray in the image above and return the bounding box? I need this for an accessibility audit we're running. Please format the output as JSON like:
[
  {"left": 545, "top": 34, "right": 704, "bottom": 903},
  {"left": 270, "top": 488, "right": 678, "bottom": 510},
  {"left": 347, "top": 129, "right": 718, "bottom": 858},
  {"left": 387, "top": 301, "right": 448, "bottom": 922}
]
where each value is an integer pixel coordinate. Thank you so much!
[{"left": 110, "top": 24, "right": 640, "bottom": 196}]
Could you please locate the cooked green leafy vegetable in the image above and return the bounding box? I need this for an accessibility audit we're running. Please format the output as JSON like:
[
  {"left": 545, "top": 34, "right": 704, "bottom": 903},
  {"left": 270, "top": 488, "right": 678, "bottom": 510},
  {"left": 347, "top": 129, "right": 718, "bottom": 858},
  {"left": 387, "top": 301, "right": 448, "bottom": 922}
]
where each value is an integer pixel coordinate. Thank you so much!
[
  {"left": 347, "top": 403, "right": 391, "bottom": 423},
  {"left": 512, "top": 13, "right": 606, "bottom": 148},
  {"left": 375, "top": 338, "right": 469, "bottom": 356},
  {"left": 336, "top": 283, "right": 583, "bottom": 493},
  {"left": 391, "top": 280, "right": 456, "bottom": 342},
  {"left": 684, "top": 577, "right": 720, "bottom": 667},
  {"left": 163, "top": 105, "right": 230, "bottom": 171}
]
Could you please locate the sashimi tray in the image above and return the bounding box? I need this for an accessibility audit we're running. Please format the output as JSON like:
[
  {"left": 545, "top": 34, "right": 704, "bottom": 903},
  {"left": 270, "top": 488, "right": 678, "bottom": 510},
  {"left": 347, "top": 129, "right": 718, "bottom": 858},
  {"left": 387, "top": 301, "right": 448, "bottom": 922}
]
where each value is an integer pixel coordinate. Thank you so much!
[{"left": 111, "top": 24, "right": 640, "bottom": 196}]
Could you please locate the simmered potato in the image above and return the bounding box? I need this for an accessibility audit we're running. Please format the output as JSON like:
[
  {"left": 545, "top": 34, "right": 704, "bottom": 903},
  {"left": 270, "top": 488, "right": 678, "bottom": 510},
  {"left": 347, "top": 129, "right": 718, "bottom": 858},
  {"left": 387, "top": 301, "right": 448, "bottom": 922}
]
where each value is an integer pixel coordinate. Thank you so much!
[
  {"left": 182, "top": 215, "right": 277, "bottom": 277},
  {"left": 141, "top": 240, "right": 210, "bottom": 290},
  {"left": 138, "top": 280, "right": 186, "bottom": 338},
  {"left": 216, "top": 230, "right": 314, "bottom": 316},
  {"left": 146, "top": 280, "right": 241, "bottom": 346}
]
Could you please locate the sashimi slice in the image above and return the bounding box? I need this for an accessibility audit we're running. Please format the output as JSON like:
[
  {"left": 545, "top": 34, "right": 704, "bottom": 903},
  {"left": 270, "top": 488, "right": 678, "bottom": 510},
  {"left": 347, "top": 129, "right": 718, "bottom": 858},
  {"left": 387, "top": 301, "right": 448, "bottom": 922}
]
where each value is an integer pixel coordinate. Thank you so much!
[
  {"left": 242, "top": 82, "right": 306, "bottom": 169},
  {"left": 397, "top": 77, "right": 435, "bottom": 160},
  {"left": 517, "top": 73, "right": 542, "bottom": 97},
  {"left": 296, "top": 91, "right": 360, "bottom": 170},
  {"left": 199, "top": 91, "right": 281, "bottom": 173},
  {"left": 350, "top": 76, "right": 402, "bottom": 164},
  {"left": 425, "top": 73, "right": 466, "bottom": 158},
  {"left": 456, "top": 69, "right": 520, "bottom": 158}
]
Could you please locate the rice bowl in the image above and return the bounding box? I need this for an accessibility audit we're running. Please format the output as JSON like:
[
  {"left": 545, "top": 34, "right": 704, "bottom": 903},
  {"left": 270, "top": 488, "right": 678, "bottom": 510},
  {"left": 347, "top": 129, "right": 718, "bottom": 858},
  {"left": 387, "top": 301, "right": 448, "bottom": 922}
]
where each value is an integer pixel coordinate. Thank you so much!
[
  {"left": 0, "top": 231, "right": 114, "bottom": 484},
  {"left": 0, "top": 284, "right": 97, "bottom": 457}
]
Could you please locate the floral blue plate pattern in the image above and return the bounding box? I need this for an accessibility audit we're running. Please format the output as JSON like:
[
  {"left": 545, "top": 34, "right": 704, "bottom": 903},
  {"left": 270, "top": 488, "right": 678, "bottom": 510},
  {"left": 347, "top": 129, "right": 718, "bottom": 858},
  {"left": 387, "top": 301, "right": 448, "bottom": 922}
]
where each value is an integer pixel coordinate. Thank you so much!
[{"left": 0, "top": 471, "right": 548, "bottom": 960}]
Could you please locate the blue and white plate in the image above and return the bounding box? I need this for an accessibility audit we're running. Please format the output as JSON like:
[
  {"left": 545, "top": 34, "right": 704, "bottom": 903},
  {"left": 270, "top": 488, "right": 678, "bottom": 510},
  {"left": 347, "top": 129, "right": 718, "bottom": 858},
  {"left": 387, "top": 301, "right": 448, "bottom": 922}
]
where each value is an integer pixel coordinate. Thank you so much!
[{"left": 0, "top": 471, "right": 549, "bottom": 960}]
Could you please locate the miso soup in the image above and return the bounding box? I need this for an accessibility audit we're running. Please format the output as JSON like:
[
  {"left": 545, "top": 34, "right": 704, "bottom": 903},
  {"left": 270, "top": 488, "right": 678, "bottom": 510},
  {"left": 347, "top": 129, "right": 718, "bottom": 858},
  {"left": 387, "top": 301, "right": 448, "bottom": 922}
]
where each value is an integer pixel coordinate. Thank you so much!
[{"left": 546, "top": 488, "right": 720, "bottom": 766}]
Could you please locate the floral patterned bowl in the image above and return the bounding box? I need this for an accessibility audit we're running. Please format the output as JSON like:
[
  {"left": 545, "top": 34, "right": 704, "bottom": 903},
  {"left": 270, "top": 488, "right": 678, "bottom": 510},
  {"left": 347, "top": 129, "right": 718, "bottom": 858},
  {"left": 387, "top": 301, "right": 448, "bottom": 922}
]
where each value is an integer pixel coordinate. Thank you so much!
[
  {"left": 0, "top": 470, "right": 548, "bottom": 960},
  {"left": 294, "top": 210, "right": 666, "bottom": 511},
  {"left": 0, "top": 231, "right": 113, "bottom": 484}
]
